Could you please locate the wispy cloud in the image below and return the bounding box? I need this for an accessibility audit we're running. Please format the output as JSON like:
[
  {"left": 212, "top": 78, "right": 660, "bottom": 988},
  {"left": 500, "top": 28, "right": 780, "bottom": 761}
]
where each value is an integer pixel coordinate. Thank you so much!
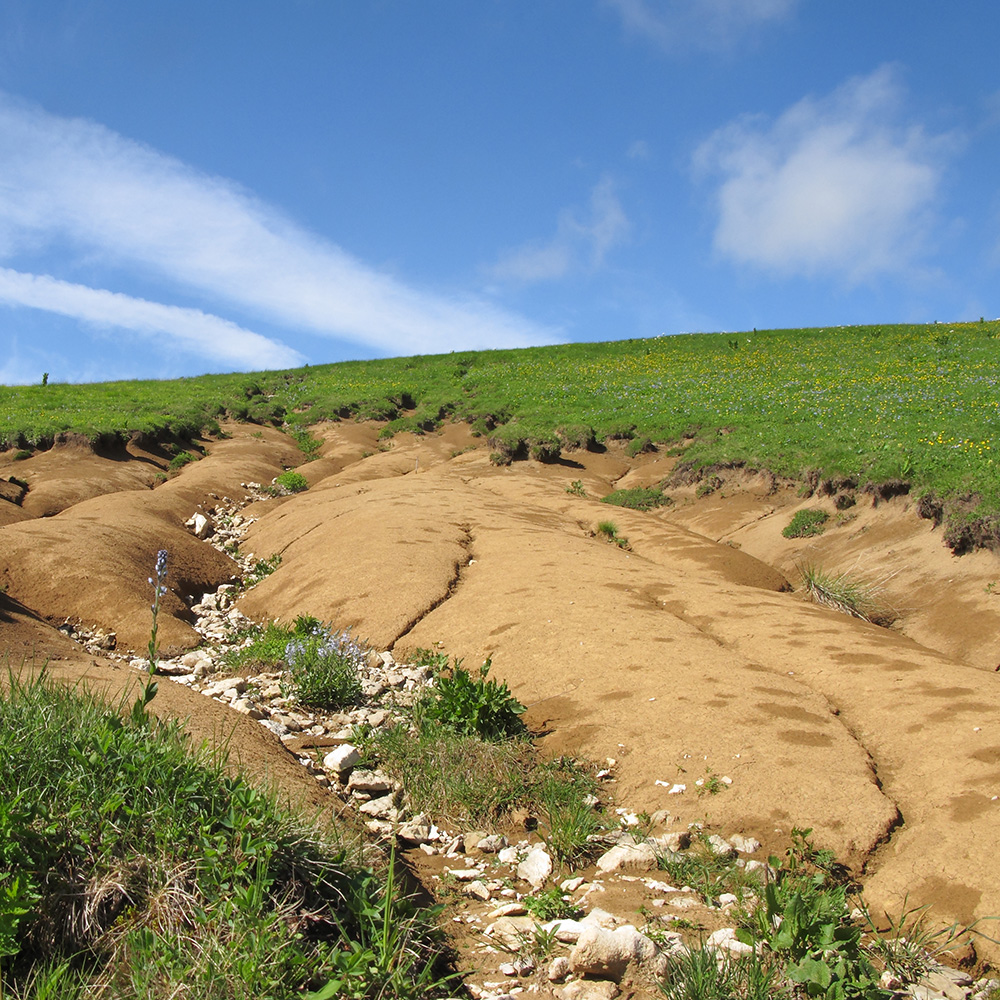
[
  {"left": 490, "top": 176, "right": 629, "bottom": 283},
  {"left": 0, "top": 268, "right": 304, "bottom": 369},
  {"left": 0, "top": 93, "right": 557, "bottom": 366},
  {"left": 604, "top": 0, "right": 798, "bottom": 51},
  {"left": 694, "top": 66, "right": 950, "bottom": 281}
]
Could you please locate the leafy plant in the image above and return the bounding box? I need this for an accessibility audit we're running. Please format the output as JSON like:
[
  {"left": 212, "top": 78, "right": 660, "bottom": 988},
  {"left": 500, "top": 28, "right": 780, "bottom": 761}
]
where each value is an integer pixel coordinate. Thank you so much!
[
  {"left": 783, "top": 508, "right": 830, "bottom": 538},
  {"left": 566, "top": 479, "right": 587, "bottom": 497},
  {"left": 523, "top": 887, "right": 582, "bottom": 922},
  {"left": 243, "top": 552, "right": 282, "bottom": 588},
  {"left": 12, "top": 449, "right": 31, "bottom": 461},
  {"left": 799, "top": 564, "right": 898, "bottom": 627},
  {"left": 270, "top": 470, "right": 309, "bottom": 494},
  {"left": 167, "top": 450, "right": 198, "bottom": 470},
  {"left": 601, "top": 487, "right": 672, "bottom": 511},
  {"left": 627, "top": 435, "right": 655, "bottom": 457},
  {"left": 417, "top": 658, "right": 526, "bottom": 742}
]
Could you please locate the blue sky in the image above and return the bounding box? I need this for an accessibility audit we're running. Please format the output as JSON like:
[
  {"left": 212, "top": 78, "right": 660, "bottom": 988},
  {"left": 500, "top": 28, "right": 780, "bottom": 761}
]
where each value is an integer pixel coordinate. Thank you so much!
[{"left": 0, "top": 1, "right": 997, "bottom": 383}]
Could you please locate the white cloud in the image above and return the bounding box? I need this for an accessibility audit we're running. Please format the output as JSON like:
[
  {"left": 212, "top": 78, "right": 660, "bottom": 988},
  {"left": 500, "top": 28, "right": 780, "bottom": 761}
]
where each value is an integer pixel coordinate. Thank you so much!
[
  {"left": 0, "top": 93, "right": 557, "bottom": 361},
  {"left": 604, "top": 0, "right": 798, "bottom": 51},
  {"left": 490, "top": 177, "right": 630, "bottom": 283},
  {"left": 694, "top": 66, "right": 948, "bottom": 281},
  {"left": 0, "top": 268, "right": 304, "bottom": 370}
]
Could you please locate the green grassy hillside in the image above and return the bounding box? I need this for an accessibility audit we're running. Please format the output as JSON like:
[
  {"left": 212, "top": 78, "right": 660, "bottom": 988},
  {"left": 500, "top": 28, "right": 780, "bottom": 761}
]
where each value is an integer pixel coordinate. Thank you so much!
[{"left": 3, "top": 321, "right": 998, "bottom": 548}]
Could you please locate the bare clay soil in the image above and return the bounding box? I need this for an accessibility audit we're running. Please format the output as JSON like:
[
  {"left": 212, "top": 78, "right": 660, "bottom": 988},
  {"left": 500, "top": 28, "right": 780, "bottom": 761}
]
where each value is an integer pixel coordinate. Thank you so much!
[{"left": 2, "top": 421, "right": 999, "bottom": 964}]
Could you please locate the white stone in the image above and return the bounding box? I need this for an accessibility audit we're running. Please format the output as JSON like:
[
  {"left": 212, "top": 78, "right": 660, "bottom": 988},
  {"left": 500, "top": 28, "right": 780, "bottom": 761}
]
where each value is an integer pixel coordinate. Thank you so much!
[
  {"left": 462, "top": 880, "right": 492, "bottom": 901},
  {"left": 484, "top": 915, "right": 537, "bottom": 951},
  {"left": 359, "top": 795, "right": 396, "bottom": 820},
  {"left": 517, "top": 847, "right": 553, "bottom": 888},
  {"left": 596, "top": 843, "right": 658, "bottom": 874},
  {"left": 447, "top": 869, "right": 483, "bottom": 882},
  {"left": 569, "top": 925, "right": 666, "bottom": 980},
  {"left": 323, "top": 744, "right": 360, "bottom": 774},
  {"left": 729, "top": 833, "right": 761, "bottom": 854},
  {"left": 547, "top": 956, "right": 570, "bottom": 982},
  {"left": 706, "top": 834, "right": 736, "bottom": 857},
  {"left": 706, "top": 927, "right": 754, "bottom": 956},
  {"left": 557, "top": 981, "right": 619, "bottom": 1000},
  {"left": 543, "top": 919, "right": 587, "bottom": 943},
  {"left": 561, "top": 877, "right": 585, "bottom": 892}
]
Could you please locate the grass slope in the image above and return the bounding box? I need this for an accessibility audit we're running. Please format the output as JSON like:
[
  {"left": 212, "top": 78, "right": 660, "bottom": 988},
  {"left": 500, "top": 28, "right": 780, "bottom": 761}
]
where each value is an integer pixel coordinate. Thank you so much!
[{"left": 3, "top": 321, "right": 998, "bottom": 545}]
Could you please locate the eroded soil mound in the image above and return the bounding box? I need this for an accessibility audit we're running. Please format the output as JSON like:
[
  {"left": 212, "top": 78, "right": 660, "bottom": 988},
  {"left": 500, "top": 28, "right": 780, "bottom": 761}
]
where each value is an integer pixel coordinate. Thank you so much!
[{"left": 2, "top": 421, "right": 999, "bottom": 965}]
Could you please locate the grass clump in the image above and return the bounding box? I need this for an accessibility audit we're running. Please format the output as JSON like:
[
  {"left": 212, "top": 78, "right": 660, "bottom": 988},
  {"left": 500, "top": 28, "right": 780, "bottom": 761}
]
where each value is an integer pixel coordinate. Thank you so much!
[
  {"left": 242, "top": 552, "right": 282, "bottom": 589},
  {"left": 269, "top": 470, "right": 309, "bottom": 494},
  {"left": 600, "top": 486, "right": 672, "bottom": 511},
  {"left": 782, "top": 508, "right": 829, "bottom": 538},
  {"left": 167, "top": 449, "right": 198, "bottom": 471},
  {"left": 0, "top": 671, "right": 447, "bottom": 999},
  {"left": 597, "top": 520, "right": 630, "bottom": 549},
  {"left": 799, "top": 564, "right": 899, "bottom": 627}
]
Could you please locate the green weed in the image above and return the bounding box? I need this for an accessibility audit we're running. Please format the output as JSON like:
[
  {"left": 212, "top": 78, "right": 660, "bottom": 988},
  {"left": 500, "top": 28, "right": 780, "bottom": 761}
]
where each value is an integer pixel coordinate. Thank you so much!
[
  {"left": 269, "top": 470, "right": 309, "bottom": 494},
  {"left": 242, "top": 552, "right": 282, "bottom": 589},
  {"left": 167, "top": 450, "right": 198, "bottom": 471},
  {"left": 566, "top": 479, "right": 587, "bottom": 497},
  {"left": 416, "top": 658, "right": 526, "bottom": 742},
  {"left": 601, "top": 486, "right": 672, "bottom": 511},
  {"left": 783, "top": 508, "right": 829, "bottom": 538},
  {"left": 597, "top": 520, "right": 630, "bottom": 549}
]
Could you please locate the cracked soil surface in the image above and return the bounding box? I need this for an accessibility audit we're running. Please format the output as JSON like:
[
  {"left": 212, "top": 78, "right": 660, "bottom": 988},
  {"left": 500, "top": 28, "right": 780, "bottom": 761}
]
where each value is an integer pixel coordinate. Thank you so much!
[{"left": 2, "top": 419, "right": 1000, "bottom": 966}]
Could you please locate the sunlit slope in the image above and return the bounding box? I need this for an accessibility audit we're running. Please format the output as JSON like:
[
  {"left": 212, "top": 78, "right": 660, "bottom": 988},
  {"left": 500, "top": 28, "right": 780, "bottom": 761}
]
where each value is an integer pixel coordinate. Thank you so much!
[{"left": 2, "top": 321, "right": 998, "bottom": 532}]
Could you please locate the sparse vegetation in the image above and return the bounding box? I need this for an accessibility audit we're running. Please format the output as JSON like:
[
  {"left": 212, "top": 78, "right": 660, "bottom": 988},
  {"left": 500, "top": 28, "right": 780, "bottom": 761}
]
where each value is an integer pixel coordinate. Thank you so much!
[
  {"left": 566, "top": 479, "right": 587, "bottom": 497},
  {"left": 601, "top": 486, "right": 672, "bottom": 511},
  {"left": 799, "top": 563, "right": 899, "bottom": 627},
  {"left": 783, "top": 508, "right": 829, "bottom": 538},
  {"left": 167, "top": 449, "right": 198, "bottom": 471},
  {"left": 597, "top": 520, "right": 630, "bottom": 549}
]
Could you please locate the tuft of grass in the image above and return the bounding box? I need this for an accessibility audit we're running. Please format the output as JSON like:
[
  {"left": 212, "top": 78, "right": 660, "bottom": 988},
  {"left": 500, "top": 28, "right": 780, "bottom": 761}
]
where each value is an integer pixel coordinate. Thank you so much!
[
  {"left": 12, "top": 450, "right": 31, "bottom": 461},
  {"left": 167, "top": 449, "right": 200, "bottom": 471},
  {"left": 597, "top": 520, "right": 630, "bottom": 549},
  {"left": 601, "top": 486, "right": 672, "bottom": 511},
  {"left": 782, "top": 507, "right": 829, "bottom": 538},
  {"left": 284, "top": 622, "right": 365, "bottom": 710},
  {"left": 799, "top": 563, "right": 899, "bottom": 627},
  {"left": 242, "top": 552, "right": 282, "bottom": 589}
]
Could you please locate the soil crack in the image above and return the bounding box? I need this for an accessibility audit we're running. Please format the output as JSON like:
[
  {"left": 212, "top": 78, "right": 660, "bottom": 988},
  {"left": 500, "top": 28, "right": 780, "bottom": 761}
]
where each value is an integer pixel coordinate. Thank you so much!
[{"left": 389, "top": 524, "right": 473, "bottom": 650}]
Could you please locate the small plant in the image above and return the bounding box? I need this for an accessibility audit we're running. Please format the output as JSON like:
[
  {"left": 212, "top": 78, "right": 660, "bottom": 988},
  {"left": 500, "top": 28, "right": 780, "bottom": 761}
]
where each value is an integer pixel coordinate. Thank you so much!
[
  {"left": 627, "top": 435, "right": 655, "bottom": 457},
  {"left": 133, "top": 548, "right": 168, "bottom": 723},
  {"left": 523, "top": 887, "right": 582, "bottom": 922},
  {"left": 285, "top": 622, "right": 365, "bottom": 709},
  {"left": 566, "top": 479, "right": 587, "bottom": 497},
  {"left": 601, "top": 487, "right": 672, "bottom": 511},
  {"left": 986, "top": 580, "right": 997, "bottom": 595},
  {"left": 41, "top": 372, "right": 48, "bottom": 386},
  {"left": 243, "top": 552, "right": 282, "bottom": 588},
  {"left": 695, "top": 475, "right": 723, "bottom": 498},
  {"left": 417, "top": 658, "right": 526, "bottom": 742},
  {"left": 597, "top": 520, "right": 630, "bottom": 549},
  {"left": 12, "top": 449, "right": 31, "bottom": 461},
  {"left": 799, "top": 563, "right": 898, "bottom": 627},
  {"left": 412, "top": 647, "right": 450, "bottom": 671},
  {"left": 783, "top": 508, "right": 829, "bottom": 538},
  {"left": 541, "top": 789, "right": 603, "bottom": 868},
  {"left": 696, "top": 769, "right": 725, "bottom": 797},
  {"left": 269, "top": 470, "right": 309, "bottom": 494},
  {"left": 168, "top": 450, "right": 198, "bottom": 471}
]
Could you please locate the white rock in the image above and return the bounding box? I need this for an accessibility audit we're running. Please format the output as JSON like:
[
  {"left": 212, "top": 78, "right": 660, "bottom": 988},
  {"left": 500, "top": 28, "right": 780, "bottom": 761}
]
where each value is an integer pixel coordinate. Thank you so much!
[
  {"left": 463, "top": 880, "right": 492, "bottom": 901},
  {"left": 517, "top": 847, "right": 553, "bottom": 888},
  {"left": 397, "top": 822, "right": 434, "bottom": 845},
  {"left": 561, "top": 877, "right": 585, "bottom": 892},
  {"left": 729, "top": 833, "right": 761, "bottom": 854},
  {"left": 718, "top": 893, "right": 738, "bottom": 909},
  {"left": 447, "top": 869, "right": 483, "bottom": 882},
  {"left": 557, "top": 981, "right": 619, "bottom": 1000},
  {"left": 569, "top": 925, "right": 666, "bottom": 980},
  {"left": 706, "top": 834, "right": 736, "bottom": 857},
  {"left": 547, "top": 956, "right": 570, "bottom": 982},
  {"left": 323, "top": 744, "right": 360, "bottom": 774},
  {"left": 706, "top": 927, "right": 754, "bottom": 956},
  {"left": 489, "top": 902, "right": 528, "bottom": 918},
  {"left": 543, "top": 919, "right": 587, "bottom": 943},
  {"left": 497, "top": 846, "right": 521, "bottom": 865},
  {"left": 484, "top": 915, "right": 537, "bottom": 951},
  {"left": 359, "top": 795, "right": 396, "bottom": 820},
  {"left": 347, "top": 770, "right": 393, "bottom": 794},
  {"left": 596, "top": 843, "right": 658, "bottom": 874}
]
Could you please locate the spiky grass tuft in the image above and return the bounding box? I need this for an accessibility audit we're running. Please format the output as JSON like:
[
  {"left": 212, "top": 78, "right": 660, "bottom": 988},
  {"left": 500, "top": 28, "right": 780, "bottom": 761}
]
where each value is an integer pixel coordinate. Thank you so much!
[{"left": 798, "top": 563, "right": 899, "bottom": 628}]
